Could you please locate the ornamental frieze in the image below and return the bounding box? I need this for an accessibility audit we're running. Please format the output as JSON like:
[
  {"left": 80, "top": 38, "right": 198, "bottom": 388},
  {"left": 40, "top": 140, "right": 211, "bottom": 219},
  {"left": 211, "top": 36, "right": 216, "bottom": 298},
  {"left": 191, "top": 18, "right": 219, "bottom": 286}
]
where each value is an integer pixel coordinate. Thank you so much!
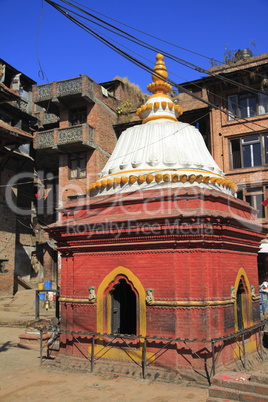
[
  {"left": 57, "top": 127, "right": 82, "bottom": 143},
  {"left": 36, "top": 83, "right": 53, "bottom": 101},
  {"left": 38, "top": 131, "right": 54, "bottom": 147},
  {"left": 56, "top": 78, "right": 82, "bottom": 97},
  {"left": 44, "top": 113, "right": 59, "bottom": 124}
]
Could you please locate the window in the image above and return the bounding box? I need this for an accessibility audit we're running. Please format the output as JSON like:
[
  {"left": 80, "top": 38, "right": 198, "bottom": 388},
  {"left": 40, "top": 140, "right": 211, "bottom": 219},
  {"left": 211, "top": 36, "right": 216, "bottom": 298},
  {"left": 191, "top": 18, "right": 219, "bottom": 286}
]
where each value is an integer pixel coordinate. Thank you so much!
[
  {"left": 69, "top": 151, "right": 87, "bottom": 179},
  {"left": 237, "top": 185, "right": 268, "bottom": 220},
  {"left": 245, "top": 187, "right": 265, "bottom": 219},
  {"left": 69, "top": 107, "right": 87, "bottom": 126},
  {"left": 228, "top": 91, "right": 268, "bottom": 120},
  {"left": 230, "top": 134, "right": 268, "bottom": 169}
]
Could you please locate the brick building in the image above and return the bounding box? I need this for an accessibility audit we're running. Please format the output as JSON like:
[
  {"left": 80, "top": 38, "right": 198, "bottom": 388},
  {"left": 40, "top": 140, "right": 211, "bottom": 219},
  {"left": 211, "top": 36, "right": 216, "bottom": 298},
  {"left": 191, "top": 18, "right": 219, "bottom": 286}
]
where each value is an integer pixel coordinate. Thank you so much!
[
  {"left": 0, "top": 58, "right": 144, "bottom": 294},
  {"left": 32, "top": 74, "right": 145, "bottom": 286},
  {"left": 178, "top": 51, "right": 268, "bottom": 283},
  {"left": 33, "top": 76, "right": 143, "bottom": 206},
  {"left": 179, "top": 52, "right": 268, "bottom": 225},
  {"left": 48, "top": 54, "right": 264, "bottom": 379},
  {"left": 0, "top": 59, "right": 37, "bottom": 294}
]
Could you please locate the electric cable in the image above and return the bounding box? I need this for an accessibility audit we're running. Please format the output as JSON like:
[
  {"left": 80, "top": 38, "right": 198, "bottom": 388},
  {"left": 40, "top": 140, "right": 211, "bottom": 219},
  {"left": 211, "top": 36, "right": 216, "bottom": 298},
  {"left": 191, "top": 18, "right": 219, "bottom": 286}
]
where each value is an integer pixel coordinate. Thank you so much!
[
  {"left": 66, "top": 0, "right": 221, "bottom": 64},
  {"left": 43, "top": 0, "right": 268, "bottom": 134},
  {"left": 36, "top": 0, "right": 50, "bottom": 82},
  {"left": 70, "top": 12, "right": 268, "bottom": 133},
  {"left": 58, "top": 0, "right": 268, "bottom": 84},
  {"left": 0, "top": 174, "right": 58, "bottom": 188},
  {"left": 65, "top": 0, "right": 268, "bottom": 85},
  {"left": 45, "top": 0, "right": 267, "bottom": 97},
  {"left": 0, "top": 232, "right": 14, "bottom": 254}
]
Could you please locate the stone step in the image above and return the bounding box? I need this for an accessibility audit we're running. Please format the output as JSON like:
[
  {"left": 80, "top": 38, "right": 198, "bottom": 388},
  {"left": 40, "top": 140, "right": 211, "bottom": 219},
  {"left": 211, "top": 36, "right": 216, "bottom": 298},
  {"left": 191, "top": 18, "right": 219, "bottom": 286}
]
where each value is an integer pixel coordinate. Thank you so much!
[
  {"left": 251, "top": 371, "right": 268, "bottom": 384},
  {"left": 211, "top": 372, "right": 268, "bottom": 396},
  {"left": 207, "top": 398, "right": 237, "bottom": 402},
  {"left": 208, "top": 385, "right": 268, "bottom": 401}
]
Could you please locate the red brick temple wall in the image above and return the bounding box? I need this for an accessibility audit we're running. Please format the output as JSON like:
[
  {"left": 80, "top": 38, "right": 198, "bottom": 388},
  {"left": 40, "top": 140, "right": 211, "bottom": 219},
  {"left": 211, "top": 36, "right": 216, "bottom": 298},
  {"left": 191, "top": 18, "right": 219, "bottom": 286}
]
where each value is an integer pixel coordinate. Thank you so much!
[{"left": 49, "top": 188, "right": 264, "bottom": 373}]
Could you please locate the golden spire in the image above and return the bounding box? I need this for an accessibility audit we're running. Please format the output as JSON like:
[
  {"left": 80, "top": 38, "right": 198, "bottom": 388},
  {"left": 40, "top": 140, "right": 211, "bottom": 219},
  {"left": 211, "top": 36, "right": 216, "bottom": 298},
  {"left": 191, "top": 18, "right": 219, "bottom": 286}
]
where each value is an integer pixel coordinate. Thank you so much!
[
  {"left": 136, "top": 53, "right": 183, "bottom": 123},
  {"left": 147, "top": 53, "right": 172, "bottom": 95}
]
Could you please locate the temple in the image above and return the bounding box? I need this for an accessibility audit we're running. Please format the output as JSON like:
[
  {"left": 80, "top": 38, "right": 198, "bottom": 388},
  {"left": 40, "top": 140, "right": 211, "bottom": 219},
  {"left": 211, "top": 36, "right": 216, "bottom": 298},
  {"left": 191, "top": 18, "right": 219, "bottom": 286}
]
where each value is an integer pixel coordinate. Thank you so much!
[{"left": 48, "top": 54, "right": 264, "bottom": 380}]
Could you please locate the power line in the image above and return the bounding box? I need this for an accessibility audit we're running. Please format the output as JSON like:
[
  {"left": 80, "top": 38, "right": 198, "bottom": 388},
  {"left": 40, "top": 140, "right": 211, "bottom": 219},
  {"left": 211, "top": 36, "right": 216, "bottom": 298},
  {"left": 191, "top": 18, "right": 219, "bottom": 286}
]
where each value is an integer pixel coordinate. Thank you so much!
[
  {"left": 58, "top": 0, "right": 268, "bottom": 87},
  {"left": 46, "top": 0, "right": 267, "bottom": 97},
  {"left": 70, "top": 11, "right": 268, "bottom": 134},
  {"left": 67, "top": 0, "right": 221, "bottom": 64},
  {"left": 36, "top": 0, "right": 47, "bottom": 81},
  {"left": 45, "top": 0, "right": 268, "bottom": 136},
  {"left": 65, "top": 0, "right": 268, "bottom": 84},
  {"left": 0, "top": 175, "right": 58, "bottom": 188}
]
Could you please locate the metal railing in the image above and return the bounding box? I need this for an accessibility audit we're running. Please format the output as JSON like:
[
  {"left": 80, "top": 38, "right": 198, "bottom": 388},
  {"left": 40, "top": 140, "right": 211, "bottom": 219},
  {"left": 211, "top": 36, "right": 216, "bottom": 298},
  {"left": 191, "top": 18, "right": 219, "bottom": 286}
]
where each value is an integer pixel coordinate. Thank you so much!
[{"left": 39, "top": 319, "right": 267, "bottom": 384}]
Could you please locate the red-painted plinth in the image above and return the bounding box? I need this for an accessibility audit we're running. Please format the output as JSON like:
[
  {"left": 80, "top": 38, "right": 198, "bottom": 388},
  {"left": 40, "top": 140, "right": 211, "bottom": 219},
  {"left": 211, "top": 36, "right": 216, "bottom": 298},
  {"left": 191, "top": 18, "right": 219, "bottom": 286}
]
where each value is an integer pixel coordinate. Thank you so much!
[
  {"left": 18, "top": 332, "right": 51, "bottom": 350},
  {"left": 48, "top": 187, "right": 265, "bottom": 377}
]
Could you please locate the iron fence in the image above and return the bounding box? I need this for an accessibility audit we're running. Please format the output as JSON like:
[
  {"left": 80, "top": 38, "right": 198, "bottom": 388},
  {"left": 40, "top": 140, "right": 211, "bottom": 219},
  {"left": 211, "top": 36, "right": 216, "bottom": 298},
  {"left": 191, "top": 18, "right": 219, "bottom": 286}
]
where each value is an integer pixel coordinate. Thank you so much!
[{"left": 39, "top": 319, "right": 268, "bottom": 384}]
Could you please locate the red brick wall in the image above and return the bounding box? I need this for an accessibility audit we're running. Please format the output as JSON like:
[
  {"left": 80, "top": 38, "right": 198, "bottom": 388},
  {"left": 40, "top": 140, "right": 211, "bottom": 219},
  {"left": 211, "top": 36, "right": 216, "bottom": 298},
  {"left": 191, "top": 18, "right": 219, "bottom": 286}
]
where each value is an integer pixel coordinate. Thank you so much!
[
  {"left": 60, "top": 247, "right": 259, "bottom": 335},
  {"left": 53, "top": 188, "right": 262, "bottom": 368},
  {"left": 58, "top": 246, "right": 260, "bottom": 367}
]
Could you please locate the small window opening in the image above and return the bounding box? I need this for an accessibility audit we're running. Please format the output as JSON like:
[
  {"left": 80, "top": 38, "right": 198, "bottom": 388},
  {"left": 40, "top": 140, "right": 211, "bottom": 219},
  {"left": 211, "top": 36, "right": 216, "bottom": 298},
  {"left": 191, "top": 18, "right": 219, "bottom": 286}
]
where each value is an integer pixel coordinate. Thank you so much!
[
  {"left": 69, "top": 151, "right": 87, "bottom": 179},
  {"left": 69, "top": 107, "right": 87, "bottom": 126}
]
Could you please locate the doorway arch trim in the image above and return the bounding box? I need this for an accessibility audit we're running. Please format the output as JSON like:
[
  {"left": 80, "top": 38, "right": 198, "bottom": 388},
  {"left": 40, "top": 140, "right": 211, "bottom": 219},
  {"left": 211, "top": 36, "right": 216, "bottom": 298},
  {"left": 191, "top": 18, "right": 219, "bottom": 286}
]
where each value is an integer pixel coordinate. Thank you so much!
[
  {"left": 233, "top": 267, "right": 253, "bottom": 327},
  {"left": 97, "top": 266, "right": 146, "bottom": 336}
]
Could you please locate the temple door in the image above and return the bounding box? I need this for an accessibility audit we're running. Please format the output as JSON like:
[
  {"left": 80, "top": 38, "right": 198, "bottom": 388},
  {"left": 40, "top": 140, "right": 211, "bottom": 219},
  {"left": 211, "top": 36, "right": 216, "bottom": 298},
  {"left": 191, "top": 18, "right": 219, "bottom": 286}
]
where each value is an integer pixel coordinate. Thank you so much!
[{"left": 111, "top": 279, "right": 137, "bottom": 335}]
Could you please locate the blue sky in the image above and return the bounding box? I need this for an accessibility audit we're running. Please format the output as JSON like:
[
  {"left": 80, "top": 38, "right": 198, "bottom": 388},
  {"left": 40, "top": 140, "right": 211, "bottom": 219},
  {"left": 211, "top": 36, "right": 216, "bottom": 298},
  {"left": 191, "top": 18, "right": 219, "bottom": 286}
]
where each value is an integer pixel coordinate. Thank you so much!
[{"left": 1, "top": 0, "right": 268, "bottom": 93}]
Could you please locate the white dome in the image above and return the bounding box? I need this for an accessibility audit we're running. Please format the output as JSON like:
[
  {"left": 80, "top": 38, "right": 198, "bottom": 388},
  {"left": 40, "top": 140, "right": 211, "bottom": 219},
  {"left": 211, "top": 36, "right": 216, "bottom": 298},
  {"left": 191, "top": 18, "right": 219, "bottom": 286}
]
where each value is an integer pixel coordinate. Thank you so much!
[
  {"left": 88, "top": 54, "right": 237, "bottom": 197},
  {"left": 100, "top": 120, "right": 223, "bottom": 176}
]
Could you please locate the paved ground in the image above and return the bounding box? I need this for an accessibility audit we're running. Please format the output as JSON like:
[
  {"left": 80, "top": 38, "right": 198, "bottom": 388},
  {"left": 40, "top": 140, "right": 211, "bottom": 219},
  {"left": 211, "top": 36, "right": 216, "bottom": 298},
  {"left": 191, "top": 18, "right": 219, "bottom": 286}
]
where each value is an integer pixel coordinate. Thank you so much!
[
  {"left": 0, "top": 326, "right": 209, "bottom": 401},
  {"left": 0, "top": 291, "right": 267, "bottom": 401}
]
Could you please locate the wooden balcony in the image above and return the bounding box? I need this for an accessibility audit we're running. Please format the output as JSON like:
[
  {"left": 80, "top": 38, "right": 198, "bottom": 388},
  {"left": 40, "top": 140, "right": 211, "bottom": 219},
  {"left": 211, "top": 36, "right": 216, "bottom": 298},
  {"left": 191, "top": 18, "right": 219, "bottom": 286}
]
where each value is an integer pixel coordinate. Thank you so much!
[
  {"left": 34, "top": 123, "right": 96, "bottom": 152},
  {"left": 5, "top": 97, "right": 35, "bottom": 121},
  {"left": 11, "top": 97, "right": 28, "bottom": 113},
  {"left": 33, "top": 76, "right": 95, "bottom": 109}
]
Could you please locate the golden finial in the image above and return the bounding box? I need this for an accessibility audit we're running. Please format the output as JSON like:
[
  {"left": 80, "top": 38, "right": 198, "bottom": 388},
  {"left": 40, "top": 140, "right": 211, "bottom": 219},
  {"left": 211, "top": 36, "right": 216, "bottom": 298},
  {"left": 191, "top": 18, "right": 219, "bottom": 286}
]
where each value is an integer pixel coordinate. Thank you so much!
[
  {"left": 147, "top": 53, "right": 172, "bottom": 95},
  {"left": 136, "top": 53, "right": 183, "bottom": 123}
]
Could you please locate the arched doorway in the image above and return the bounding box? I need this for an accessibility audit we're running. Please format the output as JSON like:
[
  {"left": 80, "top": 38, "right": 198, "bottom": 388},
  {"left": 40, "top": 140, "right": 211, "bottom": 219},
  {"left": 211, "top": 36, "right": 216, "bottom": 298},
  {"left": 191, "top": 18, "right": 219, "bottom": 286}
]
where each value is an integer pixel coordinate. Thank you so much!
[
  {"left": 97, "top": 266, "right": 146, "bottom": 336},
  {"left": 93, "top": 268, "right": 153, "bottom": 362},
  {"left": 232, "top": 269, "right": 257, "bottom": 358},
  {"left": 233, "top": 268, "right": 253, "bottom": 331},
  {"left": 236, "top": 279, "right": 247, "bottom": 330},
  {"left": 111, "top": 279, "right": 137, "bottom": 335}
]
